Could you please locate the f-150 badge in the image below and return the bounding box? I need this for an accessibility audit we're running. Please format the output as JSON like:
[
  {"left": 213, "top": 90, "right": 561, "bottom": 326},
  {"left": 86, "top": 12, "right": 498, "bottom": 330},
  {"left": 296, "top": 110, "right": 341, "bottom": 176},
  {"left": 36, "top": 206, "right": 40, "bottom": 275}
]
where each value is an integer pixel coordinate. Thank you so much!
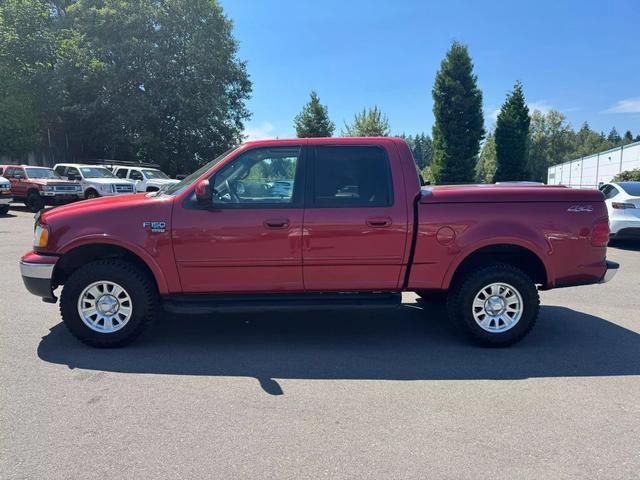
[
  {"left": 143, "top": 221, "right": 166, "bottom": 233},
  {"left": 567, "top": 205, "right": 594, "bottom": 212}
]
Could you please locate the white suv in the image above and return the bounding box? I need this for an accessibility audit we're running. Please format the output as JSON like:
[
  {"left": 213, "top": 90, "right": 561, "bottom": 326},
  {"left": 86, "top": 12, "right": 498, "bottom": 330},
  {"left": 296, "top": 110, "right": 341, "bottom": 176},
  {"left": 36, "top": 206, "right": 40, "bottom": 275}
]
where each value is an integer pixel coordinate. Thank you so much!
[
  {"left": 599, "top": 181, "right": 640, "bottom": 240},
  {"left": 54, "top": 164, "right": 136, "bottom": 199},
  {"left": 112, "top": 166, "right": 179, "bottom": 192}
]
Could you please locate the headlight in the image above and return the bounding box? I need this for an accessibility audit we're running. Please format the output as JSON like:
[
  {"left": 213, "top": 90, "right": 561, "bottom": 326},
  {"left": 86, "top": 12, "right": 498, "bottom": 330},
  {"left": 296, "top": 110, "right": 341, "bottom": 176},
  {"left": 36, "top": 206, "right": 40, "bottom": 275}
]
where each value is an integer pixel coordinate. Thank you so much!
[
  {"left": 34, "top": 224, "right": 50, "bottom": 248},
  {"left": 41, "top": 185, "right": 54, "bottom": 191},
  {"left": 99, "top": 184, "right": 109, "bottom": 192}
]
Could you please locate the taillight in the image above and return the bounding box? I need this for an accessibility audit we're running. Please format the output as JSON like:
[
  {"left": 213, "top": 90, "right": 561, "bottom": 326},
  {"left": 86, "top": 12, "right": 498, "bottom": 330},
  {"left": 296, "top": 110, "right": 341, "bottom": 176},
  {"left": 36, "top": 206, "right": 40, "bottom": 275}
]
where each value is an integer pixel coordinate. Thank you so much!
[
  {"left": 591, "top": 219, "right": 610, "bottom": 247},
  {"left": 612, "top": 202, "right": 636, "bottom": 209}
]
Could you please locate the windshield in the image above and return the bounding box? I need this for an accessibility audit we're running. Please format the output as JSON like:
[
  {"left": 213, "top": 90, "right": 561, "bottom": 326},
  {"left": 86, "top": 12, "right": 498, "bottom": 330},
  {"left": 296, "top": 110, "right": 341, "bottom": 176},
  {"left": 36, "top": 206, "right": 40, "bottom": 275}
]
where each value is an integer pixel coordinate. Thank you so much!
[
  {"left": 143, "top": 169, "right": 169, "bottom": 179},
  {"left": 26, "top": 168, "right": 61, "bottom": 179},
  {"left": 163, "top": 147, "right": 239, "bottom": 195},
  {"left": 619, "top": 182, "right": 640, "bottom": 196},
  {"left": 79, "top": 167, "right": 116, "bottom": 179}
]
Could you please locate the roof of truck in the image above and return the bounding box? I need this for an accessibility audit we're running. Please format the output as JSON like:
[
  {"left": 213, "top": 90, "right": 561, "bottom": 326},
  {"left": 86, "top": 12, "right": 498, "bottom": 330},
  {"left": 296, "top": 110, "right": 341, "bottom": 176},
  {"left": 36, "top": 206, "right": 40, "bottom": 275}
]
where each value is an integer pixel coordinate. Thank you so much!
[{"left": 242, "top": 137, "right": 408, "bottom": 148}]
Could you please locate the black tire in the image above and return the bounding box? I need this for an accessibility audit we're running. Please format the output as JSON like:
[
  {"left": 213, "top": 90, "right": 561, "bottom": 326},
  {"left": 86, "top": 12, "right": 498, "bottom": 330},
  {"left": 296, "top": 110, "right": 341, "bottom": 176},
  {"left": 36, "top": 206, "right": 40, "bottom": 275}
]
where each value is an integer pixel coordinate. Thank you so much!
[
  {"left": 447, "top": 264, "right": 539, "bottom": 347},
  {"left": 60, "top": 259, "right": 158, "bottom": 347},
  {"left": 85, "top": 189, "right": 99, "bottom": 199},
  {"left": 0, "top": 205, "right": 9, "bottom": 215},
  {"left": 146, "top": 187, "right": 159, "bottom": 192},
  {"left": 26, "top": 191, "right": 45, "bottom": 212}
]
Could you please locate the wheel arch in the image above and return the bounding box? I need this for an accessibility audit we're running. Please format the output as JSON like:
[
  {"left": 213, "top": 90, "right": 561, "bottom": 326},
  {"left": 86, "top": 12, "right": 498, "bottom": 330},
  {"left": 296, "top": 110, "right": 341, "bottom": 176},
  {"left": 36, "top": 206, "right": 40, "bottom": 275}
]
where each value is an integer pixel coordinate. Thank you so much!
[
  {"left": 444, "top": 242, "right": 551, "bottom": 291},
  {"left": 54, "top": 241, "right": 169, "bottom": 294}
]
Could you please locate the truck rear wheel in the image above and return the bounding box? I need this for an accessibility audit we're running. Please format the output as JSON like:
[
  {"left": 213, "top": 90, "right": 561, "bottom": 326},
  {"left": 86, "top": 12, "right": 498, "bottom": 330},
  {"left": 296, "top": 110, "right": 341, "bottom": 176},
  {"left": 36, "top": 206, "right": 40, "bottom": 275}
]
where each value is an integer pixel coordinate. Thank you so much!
[
  {"left": 447, "top": 264, "right": 539, "bottom": 347},
  {"left": 60, "top": 259, "right": 158, "bottom": 347}
]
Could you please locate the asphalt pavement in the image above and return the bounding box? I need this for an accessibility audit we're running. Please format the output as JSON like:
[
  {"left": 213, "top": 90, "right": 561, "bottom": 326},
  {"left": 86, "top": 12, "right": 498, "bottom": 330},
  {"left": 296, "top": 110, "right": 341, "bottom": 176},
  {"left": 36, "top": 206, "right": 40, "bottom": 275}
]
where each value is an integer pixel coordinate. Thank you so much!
[{"left": 1, "top": 207, "right": 639, "bottom": 479}]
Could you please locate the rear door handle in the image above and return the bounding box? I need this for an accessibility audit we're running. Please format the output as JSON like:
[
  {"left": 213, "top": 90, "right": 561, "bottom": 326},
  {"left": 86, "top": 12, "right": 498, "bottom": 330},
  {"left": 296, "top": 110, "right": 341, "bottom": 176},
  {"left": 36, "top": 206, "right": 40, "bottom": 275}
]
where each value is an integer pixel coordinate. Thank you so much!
[
  {"left": 366, "top": 217, "right": 392, "bottom": 228},
  {"left": 264, "top": 218, "right": 290, "bottom": 229}
]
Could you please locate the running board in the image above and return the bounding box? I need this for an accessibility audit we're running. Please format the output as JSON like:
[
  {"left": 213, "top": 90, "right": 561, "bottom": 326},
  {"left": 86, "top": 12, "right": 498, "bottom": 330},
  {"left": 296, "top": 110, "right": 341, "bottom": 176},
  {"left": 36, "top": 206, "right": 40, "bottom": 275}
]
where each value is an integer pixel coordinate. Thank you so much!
[{"left": 162, "top": 292, "right": 402, "bottom": 315}]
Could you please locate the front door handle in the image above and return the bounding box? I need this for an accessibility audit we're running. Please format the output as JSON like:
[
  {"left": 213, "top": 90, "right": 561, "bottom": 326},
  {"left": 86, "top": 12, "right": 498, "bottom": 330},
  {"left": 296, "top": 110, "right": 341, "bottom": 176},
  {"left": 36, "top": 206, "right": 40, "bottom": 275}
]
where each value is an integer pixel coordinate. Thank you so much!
[
  {"left": 366, "top": 217, "right": 392, "bottom": 228},
  {"left": 264, "top": 218, "right": 290, "bottom": 229}
]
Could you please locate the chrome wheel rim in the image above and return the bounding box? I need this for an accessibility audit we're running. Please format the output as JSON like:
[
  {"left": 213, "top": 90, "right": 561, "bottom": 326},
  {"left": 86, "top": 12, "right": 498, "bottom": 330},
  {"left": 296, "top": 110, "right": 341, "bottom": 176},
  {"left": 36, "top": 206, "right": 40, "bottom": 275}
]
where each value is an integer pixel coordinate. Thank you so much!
[
  {"left": 472, "top": 282, "right": 523, "bottom": 333},
  {"left": 77, "top": 281, "right": 133, "bottom": 333}
]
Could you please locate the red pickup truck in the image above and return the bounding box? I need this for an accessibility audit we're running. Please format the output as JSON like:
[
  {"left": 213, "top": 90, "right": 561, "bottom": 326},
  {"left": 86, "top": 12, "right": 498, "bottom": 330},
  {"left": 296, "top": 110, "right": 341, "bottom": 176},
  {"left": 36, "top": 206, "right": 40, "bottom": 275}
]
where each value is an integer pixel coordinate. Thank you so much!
[
  {"left": 1, "top": 165, "right": 82, "bottom": 212},
  {"left": 19, "top": 138, "right": 617, "bottom": 348}
]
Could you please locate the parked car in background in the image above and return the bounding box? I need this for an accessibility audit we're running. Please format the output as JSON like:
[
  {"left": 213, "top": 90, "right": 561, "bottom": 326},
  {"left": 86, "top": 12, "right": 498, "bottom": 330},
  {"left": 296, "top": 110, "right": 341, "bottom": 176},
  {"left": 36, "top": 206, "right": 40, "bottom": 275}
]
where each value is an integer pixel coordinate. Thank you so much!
[
  {"left": 0, "top": 175, "right": 12, "bottom": 215},
  {"left": 269, "top": 180, "right": 294, "bottom": 199},
  {"left": 1, "top": 166, "right": 82, "bottom": 212},
  {"left": 113, "top": 166, "right": 179, "bottom": 192},
  {"left": 599, "top": 182, "right": 640, "bottom": 239},
  {"left": 20, "top": 138, "right": 616, "bottom": 348},
  {"left": 53, "top": 164, "right": 135, "bottom": 199}
]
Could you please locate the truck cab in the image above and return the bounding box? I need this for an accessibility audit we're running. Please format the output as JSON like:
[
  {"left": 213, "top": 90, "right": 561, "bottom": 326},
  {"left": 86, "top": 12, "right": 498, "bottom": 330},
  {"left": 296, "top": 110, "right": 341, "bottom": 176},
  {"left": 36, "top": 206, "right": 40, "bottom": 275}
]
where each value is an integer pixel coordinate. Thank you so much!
[{"left": 20, "top": 138, "right": 617, "bottom": 348}]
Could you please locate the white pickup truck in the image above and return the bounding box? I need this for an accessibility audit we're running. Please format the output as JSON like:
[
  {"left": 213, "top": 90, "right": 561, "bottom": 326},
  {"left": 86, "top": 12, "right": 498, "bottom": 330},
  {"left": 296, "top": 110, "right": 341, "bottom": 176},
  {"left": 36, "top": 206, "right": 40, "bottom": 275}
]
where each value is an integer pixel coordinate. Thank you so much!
[
  {"left": 53, "top": 164, "right": 136, "bottom": 199},
  {"left": 112, "top": 166, "right": 179, "bottom": 192}
]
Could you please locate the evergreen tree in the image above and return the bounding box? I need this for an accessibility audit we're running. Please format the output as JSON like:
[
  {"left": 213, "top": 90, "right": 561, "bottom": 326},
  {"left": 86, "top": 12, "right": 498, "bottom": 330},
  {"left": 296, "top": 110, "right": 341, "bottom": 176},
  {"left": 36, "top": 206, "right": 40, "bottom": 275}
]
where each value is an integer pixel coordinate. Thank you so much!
[
  {"left": 494, "top": 81, "right": 530, "bottom": 181},
  {"left": 431, "top": 41, "right": 484, "bottom": 184},
  {"left": 293, "top": 91, "right": 334, "bottom": 138},
  {"left": 342, "top": 106, "right": 390, "bottom": 136},
  {"left": 607, "top": 127, "right": 621, "bottom": 144},
  {"left": 635, "top": 132, "right": 640, "bottom": 142},
  {"left": 622, "top": 130, "right": 634, "bottom": 145},
  {"left": 401, "top": 132, "right": 433, "bottom": 170}
]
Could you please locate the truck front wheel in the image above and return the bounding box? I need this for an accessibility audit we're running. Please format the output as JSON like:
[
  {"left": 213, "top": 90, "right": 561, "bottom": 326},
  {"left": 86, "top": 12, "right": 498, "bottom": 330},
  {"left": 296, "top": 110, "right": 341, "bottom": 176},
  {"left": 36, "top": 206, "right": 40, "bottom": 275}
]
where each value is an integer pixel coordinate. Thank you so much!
[
  {"left": 26, "top": 191, "right": 45, "bottom": 212},
  {"left": 60, "top": 260, "right": 158, "bottom": 347},
  {"left": 447, "top": 264, "right": 539, "bottom": 347}
]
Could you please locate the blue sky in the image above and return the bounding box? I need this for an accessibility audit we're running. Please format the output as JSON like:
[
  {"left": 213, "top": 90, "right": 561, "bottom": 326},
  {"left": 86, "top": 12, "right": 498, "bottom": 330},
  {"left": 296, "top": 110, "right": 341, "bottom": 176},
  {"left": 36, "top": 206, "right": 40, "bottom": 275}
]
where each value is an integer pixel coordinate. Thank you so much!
[{"left": 220, "top": 0, "right": 640, "bottom": 140}]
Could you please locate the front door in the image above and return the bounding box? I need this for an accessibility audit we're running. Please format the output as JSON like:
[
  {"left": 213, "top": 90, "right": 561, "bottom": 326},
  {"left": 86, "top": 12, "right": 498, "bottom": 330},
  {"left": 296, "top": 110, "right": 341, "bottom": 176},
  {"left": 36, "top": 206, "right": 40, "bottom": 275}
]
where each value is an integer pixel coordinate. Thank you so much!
[
  {"left": 302, "top": 144, "right": 410, "bottom": 291},
  {"left": 8, "top": 167, "right": 28, "bottom": 199},
  {"left": 172, "top": 146, "right": 306, "bottom": 293}
]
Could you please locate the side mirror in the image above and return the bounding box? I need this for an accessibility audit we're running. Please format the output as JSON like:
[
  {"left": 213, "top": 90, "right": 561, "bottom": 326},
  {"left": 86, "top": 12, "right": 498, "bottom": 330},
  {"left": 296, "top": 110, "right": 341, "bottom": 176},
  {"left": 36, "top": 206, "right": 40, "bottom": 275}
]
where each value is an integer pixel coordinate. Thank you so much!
[
  {"left": 67, "top": 174, "right": 78, "bottom": 181},
  {"left": 195, "top": 179, "right": 212, "bottom": 207}
]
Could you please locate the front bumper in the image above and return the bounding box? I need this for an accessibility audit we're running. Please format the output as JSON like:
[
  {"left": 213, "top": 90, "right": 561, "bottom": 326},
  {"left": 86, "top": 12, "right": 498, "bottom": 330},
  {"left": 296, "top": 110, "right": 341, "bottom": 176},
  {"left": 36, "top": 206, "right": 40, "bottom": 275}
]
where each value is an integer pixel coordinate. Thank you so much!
[
  {"left": 40, "top": 192, "right": 81, "bottom": 204},
  {"left": 599, "top": 260, "right": 619, "bottom": 284},
  {"left": 20, "top": 254, "right": 58, "bottom": 302}
]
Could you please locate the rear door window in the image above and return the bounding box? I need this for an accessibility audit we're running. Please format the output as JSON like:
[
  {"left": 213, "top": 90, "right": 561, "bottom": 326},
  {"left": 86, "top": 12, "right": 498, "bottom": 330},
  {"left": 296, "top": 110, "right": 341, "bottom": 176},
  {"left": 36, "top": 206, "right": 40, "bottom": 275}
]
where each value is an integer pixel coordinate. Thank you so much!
[
  {"left": 311, "top": 146, "right": 392, "bottom": 207},
  {"left": 115, "top": 169, "right": 129, "bottom": 179}
]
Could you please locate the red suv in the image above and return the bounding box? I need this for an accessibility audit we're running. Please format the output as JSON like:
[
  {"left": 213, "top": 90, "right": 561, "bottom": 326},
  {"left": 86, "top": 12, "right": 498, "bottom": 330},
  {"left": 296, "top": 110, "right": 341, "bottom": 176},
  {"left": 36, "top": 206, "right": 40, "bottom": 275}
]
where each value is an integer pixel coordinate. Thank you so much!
[{"left": 1, "top": 166, "right": 82, "bottom": 212}]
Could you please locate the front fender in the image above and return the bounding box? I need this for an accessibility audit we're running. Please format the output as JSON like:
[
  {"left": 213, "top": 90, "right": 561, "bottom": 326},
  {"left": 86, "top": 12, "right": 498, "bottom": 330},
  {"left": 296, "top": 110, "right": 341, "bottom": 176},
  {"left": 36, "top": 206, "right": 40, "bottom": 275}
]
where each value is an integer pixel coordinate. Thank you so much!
[{"left": 59, "top": 235, "right": 170, "bottom": 294}]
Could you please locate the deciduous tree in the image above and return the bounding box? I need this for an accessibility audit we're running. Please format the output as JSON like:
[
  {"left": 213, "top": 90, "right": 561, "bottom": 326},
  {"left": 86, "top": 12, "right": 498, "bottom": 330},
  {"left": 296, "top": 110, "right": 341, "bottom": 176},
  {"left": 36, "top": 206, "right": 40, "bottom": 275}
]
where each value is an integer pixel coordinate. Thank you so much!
[{"left": 342, "top": 106, "right": 390, "bottom": 137}]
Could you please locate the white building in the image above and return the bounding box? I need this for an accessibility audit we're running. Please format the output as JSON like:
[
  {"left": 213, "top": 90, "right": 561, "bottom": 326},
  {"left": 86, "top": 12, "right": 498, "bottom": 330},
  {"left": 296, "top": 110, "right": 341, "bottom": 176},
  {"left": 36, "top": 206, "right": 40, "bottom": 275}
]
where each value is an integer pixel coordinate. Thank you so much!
[{"left": 547, "top": 141, "right": 640, "bottom": 188}]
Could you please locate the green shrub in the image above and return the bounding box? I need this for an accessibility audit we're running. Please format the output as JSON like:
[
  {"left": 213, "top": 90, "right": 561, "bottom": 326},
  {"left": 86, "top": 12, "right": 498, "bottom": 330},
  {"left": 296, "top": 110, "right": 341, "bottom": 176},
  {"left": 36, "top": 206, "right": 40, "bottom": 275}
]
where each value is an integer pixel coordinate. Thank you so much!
[{"left": 612, "top": 169, "right": 640, "bottom": 182}]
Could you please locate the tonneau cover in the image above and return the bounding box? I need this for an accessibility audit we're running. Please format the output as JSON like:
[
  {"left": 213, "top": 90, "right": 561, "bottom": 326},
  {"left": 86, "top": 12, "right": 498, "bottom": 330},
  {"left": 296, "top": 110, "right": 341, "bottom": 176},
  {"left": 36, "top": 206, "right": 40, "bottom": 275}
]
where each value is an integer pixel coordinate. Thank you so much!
[{"left": 419, "top": 184, "right": 604, "bottom": 203}]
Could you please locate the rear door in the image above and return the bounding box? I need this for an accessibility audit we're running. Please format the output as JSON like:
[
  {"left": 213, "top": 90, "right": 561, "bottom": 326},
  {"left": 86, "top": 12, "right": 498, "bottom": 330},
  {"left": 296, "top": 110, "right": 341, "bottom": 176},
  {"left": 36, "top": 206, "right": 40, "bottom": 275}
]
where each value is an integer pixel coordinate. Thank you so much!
[{"left": 302, "top": 143, "right": 410, "bottom": 291}]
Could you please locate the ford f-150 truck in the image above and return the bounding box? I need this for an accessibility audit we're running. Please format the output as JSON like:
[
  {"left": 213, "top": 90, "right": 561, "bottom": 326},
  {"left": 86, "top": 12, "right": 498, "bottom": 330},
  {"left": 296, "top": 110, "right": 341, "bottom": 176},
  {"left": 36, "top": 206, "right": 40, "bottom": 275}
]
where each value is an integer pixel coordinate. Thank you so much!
[
  {"left": 19, "top": 138, "right": 618, "bottom": 348},
  {"left": 2, "top": 166, "right": 82, "bottom": 212}
]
